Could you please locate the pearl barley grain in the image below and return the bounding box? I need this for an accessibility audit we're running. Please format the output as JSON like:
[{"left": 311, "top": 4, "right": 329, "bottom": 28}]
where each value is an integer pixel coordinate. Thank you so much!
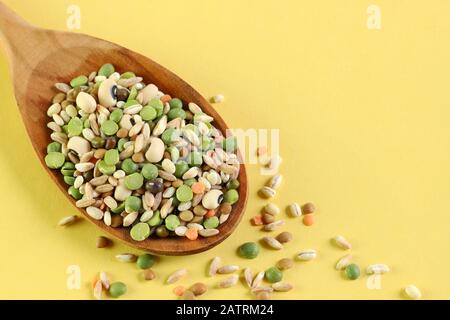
[
  {"left": 264, "top": 203, "right": 280, "bottom": 216},
  {"left": 288, "top": 203, "right": 301, "bottom": 217},
  {"left": 259, "top": 186, "right": 276, "bottom": 198},
  {"left": 268, "top": 174, "right": 283, "bottom": 189},
  {"left": 404, "top": 285, "right": 422, "bottom": 300}
]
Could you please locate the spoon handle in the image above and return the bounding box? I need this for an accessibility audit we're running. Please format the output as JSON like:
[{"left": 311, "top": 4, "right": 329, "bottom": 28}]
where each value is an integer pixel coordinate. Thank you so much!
[{"left": 0, "top": 2, "right": 34, "bottom": 58}]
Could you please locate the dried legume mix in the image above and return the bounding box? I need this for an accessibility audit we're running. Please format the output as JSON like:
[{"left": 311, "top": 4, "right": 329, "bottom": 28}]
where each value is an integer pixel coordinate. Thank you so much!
[{"left": 45, "top": 63, "right": 240, "bottom": 241}]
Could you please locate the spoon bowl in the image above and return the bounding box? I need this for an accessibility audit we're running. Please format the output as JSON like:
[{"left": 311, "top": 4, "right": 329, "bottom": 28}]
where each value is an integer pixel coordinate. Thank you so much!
[{"left": 0, "top": 2, "right": 248, "bottom": 255}]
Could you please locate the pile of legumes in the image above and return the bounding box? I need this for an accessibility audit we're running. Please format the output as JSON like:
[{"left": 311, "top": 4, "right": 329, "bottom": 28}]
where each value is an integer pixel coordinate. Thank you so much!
[{"left": 45, "top": 63, "right": 240, "bottom": 241}]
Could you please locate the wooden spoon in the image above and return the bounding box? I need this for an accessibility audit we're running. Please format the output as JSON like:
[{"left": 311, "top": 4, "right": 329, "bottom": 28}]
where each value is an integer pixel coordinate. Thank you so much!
[{"left": 0, "top": 2, "right": 248, "bottom": 255}]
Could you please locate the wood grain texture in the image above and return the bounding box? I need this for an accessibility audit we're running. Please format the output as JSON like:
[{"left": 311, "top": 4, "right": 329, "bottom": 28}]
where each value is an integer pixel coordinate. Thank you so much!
[{"left": 0, "top": 2, "right": 248, "bottom": 255}]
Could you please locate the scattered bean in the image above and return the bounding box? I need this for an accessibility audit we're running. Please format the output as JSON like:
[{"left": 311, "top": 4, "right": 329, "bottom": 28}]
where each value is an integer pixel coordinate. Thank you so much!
[
  {"left": 143, "top": 269, "right": 156, "bottom": 281},
  {"left": 209, "top": 257, "right": 222, "bottom": 277},
  {"left": 239, "top": 242, "right": 260, "bottom": 259},
  {"left": 335, "top": 254, "right": 353, "bottom": 270},
  {"left": 108, "top": 282, "right": 127, "bottom": 298},
  {"left": 259, "top": 186, "right": 276, "bottom": 198},
  {"left": 333, "top": 235, "right": 352, "bottom": 250},
  {"left": 302, "top": 202, "right": 315, "bottom": 214},
  {"left": 190, "top": 283, "right": 208, "bottom": 296},
  {"left": 288, "top": 203, "right": 301, "bottom": 217},
  {"left": 272, "top": 282, "right": 293, "bottom": 292},
  {"left": 58, "top": 215, "right": 79, "bottom": 226},
  {"left": 345, "top": 264, "right": 360, "bottom": 280},
  {"left": 276, "top": 232, "right": 293, "bottom": 244},
  {"left": 262, "top": 236, "right": 283, "bottom": 250},
  {"left": 262, "top": 220, "right": 285, "bottom": 231},
  {"left": 277, "top": 258, "right": 294, "bottom": 270},
  {"left": 96, "top": 236, "right": 112, "bottom": 248},
  {"left": 218, "top": 275, "right": 239, "bottom": 288},
  {"left": 404, "top": 285, "right": 422, "bottom": 300},
  {"left": 264, "top": 203, "right": 280, "bottom": 216},
  {"left": 268, "top": 174, "right": 283, "bottom": 189},
  {"left": 136, "top": 254, "right": 155, "bottom": 269},
  {"left": 303, "top": 214, "right": 315, "bottom": 226},
  {"left": 167, "top": 268, "right": 187, "bottom": 284},
  {"left": 297, "top": 249, "right": 317, "bottom": 261},
  {"left": 217, "top": 265, "right": 240, "bottom": 274},
  {"left": 265, "top": 267, "right": 283, "bottom": 283},
  {"left": 115, "top": 253, "right": 137, "bottom": 263}
]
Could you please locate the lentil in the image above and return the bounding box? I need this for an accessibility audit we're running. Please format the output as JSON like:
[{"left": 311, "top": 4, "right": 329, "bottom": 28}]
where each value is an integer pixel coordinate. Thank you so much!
[
  {"left": 303, "top": 214, "right": 315, "bottom": 226},
  {"left": 277, "top": 258, "right": 294, "bottom": 270},
  {"left": 143, "top": 269, "right": 156, "bottom": 280},
  {"left": 251, "top": 215, "right": 264, "bottom": 226},
  {"left": 302, "top": 202, "right": 316, "bottom": 214},
  {"left": 173, "top": 286, "right": 185, "bottom": 297},
  {"left": 191, "top": 283, "right": 208, "bottom": 296},
  {"left": 276, "top": 231, "right": 293, "bottom": 244}
]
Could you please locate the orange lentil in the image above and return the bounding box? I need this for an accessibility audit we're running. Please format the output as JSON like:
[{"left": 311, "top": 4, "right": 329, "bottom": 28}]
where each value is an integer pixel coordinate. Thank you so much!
[
  {"left": 303, "top": 214, "right": 315, "bottom": 226},
  {"left": 251, "top": 215, "right": 263, "bottom": 226},
  {"left": 257, "top": 146, "right": 268, "bottom": 156},
  {"left": 160, "top": 94, "right": 172, "bottom": 103},
  {"left": 89, "top": 157, "right": 98, "bottom": 165},
  {"left": 185, "top": 228, "right": 198, "bottom": 240},
  {"left": 205, "top": 210, "right": 216, "bottom": 218},
  {"left": 173, "top": 286, "right": 185, "bottom": 297},
  {"left": 191, "top": 182, "right": 205, "bottom": 194}
]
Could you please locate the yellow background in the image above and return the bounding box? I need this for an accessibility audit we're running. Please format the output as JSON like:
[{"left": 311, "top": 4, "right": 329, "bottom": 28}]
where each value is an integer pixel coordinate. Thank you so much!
[{"left": 0, "top": 0, "right": 448, "bottom": 300}]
